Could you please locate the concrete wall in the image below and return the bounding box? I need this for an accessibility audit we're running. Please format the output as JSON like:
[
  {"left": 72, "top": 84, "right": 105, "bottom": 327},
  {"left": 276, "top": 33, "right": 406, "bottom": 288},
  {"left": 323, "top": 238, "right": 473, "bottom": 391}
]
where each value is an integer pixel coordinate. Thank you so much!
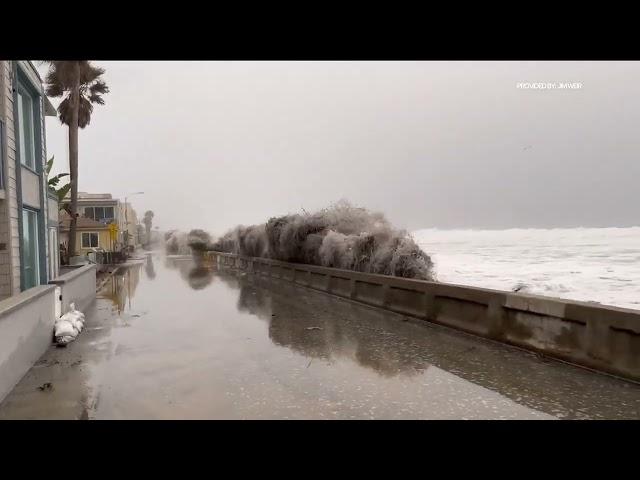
[
  {"left": 49, "top": 264, "right": 96, "bottom": 313},
  {"left": 207, "top": 251, "right": 640, "bottom": 383},
  {"left": 0, "top": 284, "right": 56, "bottom": 402},
  {"left": 0, "top": 264, "right": 96, "bottom": 404}
]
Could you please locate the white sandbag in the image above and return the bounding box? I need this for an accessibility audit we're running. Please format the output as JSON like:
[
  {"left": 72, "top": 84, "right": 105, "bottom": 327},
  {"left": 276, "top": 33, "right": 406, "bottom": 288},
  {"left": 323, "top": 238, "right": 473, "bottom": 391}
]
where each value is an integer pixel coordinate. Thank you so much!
[
  {"left": 55, "top": 319, "right": 77, "bottom": 338},
  {"left": 55, "top": 335, "right": 75, "bottom": 346},
  {"left": 69, "top": 303, "right": 85, "bottom": 321},
  {"left": 59, "top": 312, "right": 76, "bottom": 323},
  {"left": 54, "top": 303, "right": 86, "bottom": 345},
  {"left": 70, "top": 318, "right": 83, "bottom": 332},
  {"left": 62, "top": 310, "right": 85, "bottom": 326}
]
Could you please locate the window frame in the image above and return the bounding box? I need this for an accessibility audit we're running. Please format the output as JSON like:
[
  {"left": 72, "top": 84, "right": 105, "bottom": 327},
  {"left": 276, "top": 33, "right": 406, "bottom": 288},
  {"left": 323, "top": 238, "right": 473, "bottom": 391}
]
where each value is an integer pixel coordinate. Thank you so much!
[
  {"left": 84, "top": 206, "right": 115, "bottom": 224},
  {"left": 81, "top": 232, "right": 100, "bottom": 249},
  {"left": 94, "top": 206, "right": 105, "bottom": 221},
  {"left": 16, "top": 83, "right": 38, "bottom": 171},
  {"left": 104, "top": 206, "right": 115, "bottom": 222},
  {"left": 21, "top": 208, "right": 40, "bottom": 289}
]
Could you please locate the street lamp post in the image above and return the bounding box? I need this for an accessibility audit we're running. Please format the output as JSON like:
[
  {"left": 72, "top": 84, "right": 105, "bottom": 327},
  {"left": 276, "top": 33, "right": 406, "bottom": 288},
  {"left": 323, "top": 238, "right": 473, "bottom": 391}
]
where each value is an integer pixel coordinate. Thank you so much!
[{"left": 124, "top": 192, "right": 144, "bottom": 249}]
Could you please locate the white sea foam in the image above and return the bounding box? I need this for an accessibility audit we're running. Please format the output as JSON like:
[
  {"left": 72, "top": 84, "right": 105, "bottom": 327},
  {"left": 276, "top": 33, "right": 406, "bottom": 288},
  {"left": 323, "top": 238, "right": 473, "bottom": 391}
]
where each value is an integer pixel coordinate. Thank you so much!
[{"left": 412, "top": 227, "right": 640, "bottom": 311}]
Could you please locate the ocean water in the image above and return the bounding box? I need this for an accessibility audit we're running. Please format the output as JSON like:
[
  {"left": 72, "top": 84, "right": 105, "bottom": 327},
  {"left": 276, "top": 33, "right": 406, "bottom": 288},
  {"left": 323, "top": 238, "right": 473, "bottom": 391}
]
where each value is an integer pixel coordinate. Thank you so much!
[{"left": 413, "top": 227, "right": 640, "bottom": 311}]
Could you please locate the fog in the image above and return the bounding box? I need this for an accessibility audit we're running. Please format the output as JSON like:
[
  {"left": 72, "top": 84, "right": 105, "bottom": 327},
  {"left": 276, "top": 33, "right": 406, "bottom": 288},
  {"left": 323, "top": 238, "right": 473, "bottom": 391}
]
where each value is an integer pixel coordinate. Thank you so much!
[{"left": 41, "top": 61, "right": 640, "bottom": 234}]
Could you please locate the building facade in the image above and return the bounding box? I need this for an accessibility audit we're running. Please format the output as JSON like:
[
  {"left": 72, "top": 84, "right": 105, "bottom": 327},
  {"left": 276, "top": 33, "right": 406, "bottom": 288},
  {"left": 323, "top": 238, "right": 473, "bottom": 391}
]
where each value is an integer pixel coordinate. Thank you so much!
[
  {"left": 59, "top": 210, "right": 111, "bottom": 257},
  {"left": 60, "top": 192, "right": 140, "bottom": 253},
  {"left": 0, "top": 60, "right": 58, "bottom": 299}
]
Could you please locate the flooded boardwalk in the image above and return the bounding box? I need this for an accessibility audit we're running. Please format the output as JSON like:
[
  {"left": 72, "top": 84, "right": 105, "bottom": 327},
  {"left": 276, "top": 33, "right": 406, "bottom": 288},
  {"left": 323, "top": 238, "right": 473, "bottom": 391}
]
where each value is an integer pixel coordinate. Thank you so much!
[{"left": 1, "top": 253, "right": 639, "bottom": 420}]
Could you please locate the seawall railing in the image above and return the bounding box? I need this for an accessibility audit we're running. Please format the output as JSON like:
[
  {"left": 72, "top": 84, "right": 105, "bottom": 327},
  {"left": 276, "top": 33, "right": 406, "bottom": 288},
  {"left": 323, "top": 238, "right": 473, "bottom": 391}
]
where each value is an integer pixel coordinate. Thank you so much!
[{"left": 205, "top": 251, "right": 640, "bottom": 383}]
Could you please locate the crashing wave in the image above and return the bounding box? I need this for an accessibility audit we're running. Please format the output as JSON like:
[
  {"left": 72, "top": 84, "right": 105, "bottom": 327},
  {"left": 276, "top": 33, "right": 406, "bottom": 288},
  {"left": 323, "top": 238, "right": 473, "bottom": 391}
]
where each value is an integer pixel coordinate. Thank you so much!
[{"left": 211, "top": 200, "right": 435, "bottom": 281}]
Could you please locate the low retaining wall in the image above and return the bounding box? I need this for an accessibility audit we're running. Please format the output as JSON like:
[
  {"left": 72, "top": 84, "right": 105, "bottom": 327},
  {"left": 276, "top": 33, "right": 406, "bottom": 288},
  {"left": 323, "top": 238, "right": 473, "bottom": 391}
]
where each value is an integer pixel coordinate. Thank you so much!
[
  {"left": 0, "top": 264, "right": 97, "bottom": 404},
  {"left": 0, "top": 285, "right": 57, "bottom": 402},
  {"left": 49, "top": 264, "right": 97, "bottom": 313},
  {"left": 206, "top": 251, "right": 640, "bottom": 382}
]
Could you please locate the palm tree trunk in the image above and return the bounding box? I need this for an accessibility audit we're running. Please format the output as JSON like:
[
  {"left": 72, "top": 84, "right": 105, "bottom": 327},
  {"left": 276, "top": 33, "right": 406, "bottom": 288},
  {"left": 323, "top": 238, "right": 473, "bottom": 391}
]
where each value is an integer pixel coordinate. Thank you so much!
[{"left": 67, "top": 62, "right": 80, "bottom": 258}]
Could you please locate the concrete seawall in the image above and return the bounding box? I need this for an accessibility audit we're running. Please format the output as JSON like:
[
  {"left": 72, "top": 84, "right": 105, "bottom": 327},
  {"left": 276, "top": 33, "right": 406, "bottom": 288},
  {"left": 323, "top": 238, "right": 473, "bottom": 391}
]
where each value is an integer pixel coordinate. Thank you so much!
[{"left": 205, "top": 251, "right": 640, "bottom": 383}]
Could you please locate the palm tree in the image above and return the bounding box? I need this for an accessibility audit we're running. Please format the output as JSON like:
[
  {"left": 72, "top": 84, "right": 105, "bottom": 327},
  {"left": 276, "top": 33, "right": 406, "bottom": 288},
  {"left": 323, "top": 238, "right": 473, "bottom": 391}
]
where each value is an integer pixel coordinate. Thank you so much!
[
  {"left": 143, "top": 211, "right": 154, "bottom": 245},
  {"left": 43, "top": 61, "right": 109, "bottom": 257}
]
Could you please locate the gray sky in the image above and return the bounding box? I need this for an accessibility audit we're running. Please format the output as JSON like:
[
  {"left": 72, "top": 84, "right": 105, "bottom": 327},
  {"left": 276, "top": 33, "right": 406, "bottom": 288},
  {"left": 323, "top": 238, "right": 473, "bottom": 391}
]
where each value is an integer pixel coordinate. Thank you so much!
[{"left": 41, "top": 61, "right": 640, "bottom": 234}]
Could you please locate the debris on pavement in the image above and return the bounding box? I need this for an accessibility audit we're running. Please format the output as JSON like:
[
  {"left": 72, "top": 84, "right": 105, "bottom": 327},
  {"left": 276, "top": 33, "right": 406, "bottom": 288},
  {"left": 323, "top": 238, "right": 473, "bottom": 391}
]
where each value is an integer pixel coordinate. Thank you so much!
[
  {"left": 305, "top": 326, "right": 323, "bottom": 331},
  {"left": 37, "top": 382, "right": 53, "bottom": 391}
]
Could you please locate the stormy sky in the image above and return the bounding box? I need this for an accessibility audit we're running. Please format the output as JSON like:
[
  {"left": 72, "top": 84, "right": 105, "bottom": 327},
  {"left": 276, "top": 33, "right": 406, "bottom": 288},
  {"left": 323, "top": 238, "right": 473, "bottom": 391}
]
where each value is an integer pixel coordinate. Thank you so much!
[{"left": 41, "top": 61, "right": 640, "bottom": 234}]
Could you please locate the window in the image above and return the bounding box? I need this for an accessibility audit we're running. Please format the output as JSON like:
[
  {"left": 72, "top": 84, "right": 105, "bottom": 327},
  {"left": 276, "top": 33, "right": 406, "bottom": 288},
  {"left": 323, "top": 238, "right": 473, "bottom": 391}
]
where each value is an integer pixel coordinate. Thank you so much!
[
  {"left": 22, "top": 209, "right": 39, "bottom": 289},
  {"left": 17, "top": 87, "right": 36, "bottom": 169},
  {"left": 81, "top": 232, "right": 99, "bottom": 248},
  {"left": 84, "top": 206, "right": 115, "bottom": 224}
]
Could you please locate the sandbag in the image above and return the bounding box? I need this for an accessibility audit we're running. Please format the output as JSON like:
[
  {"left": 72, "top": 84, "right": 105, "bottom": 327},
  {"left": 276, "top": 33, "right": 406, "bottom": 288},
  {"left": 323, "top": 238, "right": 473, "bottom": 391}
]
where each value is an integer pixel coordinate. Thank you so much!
[
  {"left": 55, "top": 319, "right": 77, "bottom": 338},
  {"left": 55, "top": 335, "right": 75, "bottom": 346}
]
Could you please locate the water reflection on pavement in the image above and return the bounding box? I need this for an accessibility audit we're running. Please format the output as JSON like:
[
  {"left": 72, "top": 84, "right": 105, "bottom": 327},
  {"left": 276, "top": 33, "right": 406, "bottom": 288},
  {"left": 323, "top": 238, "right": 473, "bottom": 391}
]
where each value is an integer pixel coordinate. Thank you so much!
[{"left": 1, "top": 253, "right": 639, "bottom": 419}]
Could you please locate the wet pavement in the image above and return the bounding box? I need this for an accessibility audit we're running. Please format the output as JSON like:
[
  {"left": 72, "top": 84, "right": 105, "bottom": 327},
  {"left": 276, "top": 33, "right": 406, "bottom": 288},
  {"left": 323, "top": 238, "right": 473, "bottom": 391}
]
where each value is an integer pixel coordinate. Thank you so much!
[{"left": 1, "top": 253, "right": 639, "bottom": 420}]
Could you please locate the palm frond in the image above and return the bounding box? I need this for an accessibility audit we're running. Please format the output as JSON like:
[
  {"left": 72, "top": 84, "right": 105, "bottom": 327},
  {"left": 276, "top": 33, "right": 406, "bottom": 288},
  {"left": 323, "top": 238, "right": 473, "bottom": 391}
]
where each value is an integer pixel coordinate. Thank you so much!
[
  {"left": 45, "top": 156, "right": 54, "bottom": 176},
  {"left": 48, "top": 173, "right": 69, "bottom": 187},
  {"left": 89, "top": 93, "right": 105, "bottom": 105},
  {"left": 44, "top": 60, "right": 108, "bottom": 126},
  {"left": 44, "top": 68, "right": 66, "bottom": 97},
  {"left": 80, "top": 62, "right": 105, "bottom": 84},
  {"left": 50, "top": 61, "right": 78, "bottom": 88},
  {"left": 56, "top": 183, "right": 72, "bottom": 203},
  {"left": 78, "top": 96, "right": 94, "bottom": 128},
  {"left": 45, "top": 82, "right": 64, "bottom": 98},
  {"left": 57, "top": 97, "right": 72, "bottom": 125},
  {"left": 89, "top": 80, "right": 109, "bottom": 95}
]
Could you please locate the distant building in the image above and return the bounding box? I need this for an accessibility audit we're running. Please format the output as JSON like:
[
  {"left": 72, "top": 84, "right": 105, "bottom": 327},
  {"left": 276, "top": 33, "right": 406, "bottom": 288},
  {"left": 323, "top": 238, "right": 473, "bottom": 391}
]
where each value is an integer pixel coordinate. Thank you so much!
[
  {"left": 58, "top": 210, "right": 112, "bottom": 256},
  {"left": 0, "top": 60, "right": 59, "bottom": 298},
  {"left": 120, "top": 201, "right": 140, "bottom": 249},
  {"left": 136, "top": 223, "right": 147, "bottom": 246},
  {"left": 60, "top": 192, "right": 141, "bottom": 253}
]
